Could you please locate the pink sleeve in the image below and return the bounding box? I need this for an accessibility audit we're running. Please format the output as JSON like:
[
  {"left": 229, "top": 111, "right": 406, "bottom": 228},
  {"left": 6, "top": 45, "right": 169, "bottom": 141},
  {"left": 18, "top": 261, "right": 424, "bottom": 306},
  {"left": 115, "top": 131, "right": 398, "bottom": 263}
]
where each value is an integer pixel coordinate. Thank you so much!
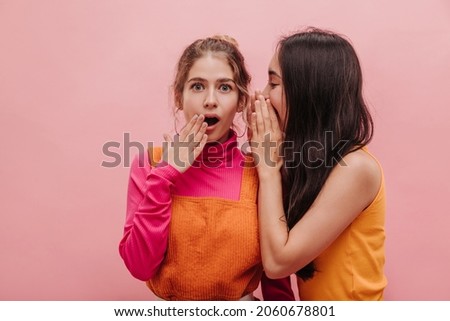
[
  {"left": 261, "top": 272, "right": 296, "bottom": 301},
  {"left": 119, "top": 153, "right": 181, "bottom": 281}
]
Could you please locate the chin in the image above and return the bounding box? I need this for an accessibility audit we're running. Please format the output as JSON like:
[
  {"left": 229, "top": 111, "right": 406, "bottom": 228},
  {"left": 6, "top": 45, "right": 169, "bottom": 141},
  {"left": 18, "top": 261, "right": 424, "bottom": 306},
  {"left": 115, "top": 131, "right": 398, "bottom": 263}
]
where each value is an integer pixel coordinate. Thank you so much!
[
  {"left": 206, "top": 135, "right": 221, "bottom": 143},
  {"left": 207, "top": 129, "right": 230, "bottom": 143}
]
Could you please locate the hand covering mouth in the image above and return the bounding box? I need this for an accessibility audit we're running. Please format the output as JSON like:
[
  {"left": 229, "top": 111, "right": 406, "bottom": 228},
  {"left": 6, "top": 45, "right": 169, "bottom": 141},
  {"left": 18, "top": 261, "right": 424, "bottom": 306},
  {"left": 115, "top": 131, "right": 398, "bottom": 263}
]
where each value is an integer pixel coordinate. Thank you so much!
[{"left": 273, "top": 108, "right": 281, "bottom": 124}]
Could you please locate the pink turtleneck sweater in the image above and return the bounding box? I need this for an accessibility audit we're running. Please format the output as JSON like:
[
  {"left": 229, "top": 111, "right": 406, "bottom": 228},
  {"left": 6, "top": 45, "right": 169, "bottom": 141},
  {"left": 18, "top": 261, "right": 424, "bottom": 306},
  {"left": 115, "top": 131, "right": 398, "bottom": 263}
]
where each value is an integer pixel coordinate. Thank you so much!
[{"left": 119, "top": 132, "right": 294, "bottom": 300}]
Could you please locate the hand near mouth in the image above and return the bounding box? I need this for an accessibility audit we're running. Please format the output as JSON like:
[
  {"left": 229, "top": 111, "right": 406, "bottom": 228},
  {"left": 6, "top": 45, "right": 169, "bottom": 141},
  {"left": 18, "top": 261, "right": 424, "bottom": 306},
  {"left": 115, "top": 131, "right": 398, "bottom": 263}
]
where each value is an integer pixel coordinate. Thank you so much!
[
  {"left": 245, "top": 92, "right": 257, "bottom": 141},
  {"left": 162, "top": 114, "right": 208, "bottom": 173},
  {"left": 250, "top": 94, "right": 284, "bottom": 179}
]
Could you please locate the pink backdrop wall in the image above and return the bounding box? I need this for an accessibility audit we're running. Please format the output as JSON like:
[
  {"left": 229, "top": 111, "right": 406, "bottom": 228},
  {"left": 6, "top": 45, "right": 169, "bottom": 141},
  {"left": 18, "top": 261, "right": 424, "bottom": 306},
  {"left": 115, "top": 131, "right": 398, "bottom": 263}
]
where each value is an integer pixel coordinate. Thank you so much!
[{"left": 1, "top": 0, "right": 449, "bottom": 300}]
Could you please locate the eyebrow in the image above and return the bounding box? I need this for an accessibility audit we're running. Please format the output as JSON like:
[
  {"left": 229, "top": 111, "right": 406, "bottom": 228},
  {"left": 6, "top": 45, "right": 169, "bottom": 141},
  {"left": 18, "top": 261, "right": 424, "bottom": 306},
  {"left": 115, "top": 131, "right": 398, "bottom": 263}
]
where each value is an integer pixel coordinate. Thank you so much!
[
  {"left": 187, "top": 77, "right": 236, "bottom": 84},
  {"left": 268, "top": 69, "right": 281, "bottom": 78}
]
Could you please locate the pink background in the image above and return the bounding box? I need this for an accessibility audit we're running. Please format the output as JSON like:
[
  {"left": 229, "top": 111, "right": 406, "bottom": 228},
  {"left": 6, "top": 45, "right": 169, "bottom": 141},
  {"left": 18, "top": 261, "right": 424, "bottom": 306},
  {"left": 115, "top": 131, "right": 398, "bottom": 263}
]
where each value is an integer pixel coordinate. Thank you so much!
[{"left": 1, "top": 0, "right": 449, "bottom": 300}]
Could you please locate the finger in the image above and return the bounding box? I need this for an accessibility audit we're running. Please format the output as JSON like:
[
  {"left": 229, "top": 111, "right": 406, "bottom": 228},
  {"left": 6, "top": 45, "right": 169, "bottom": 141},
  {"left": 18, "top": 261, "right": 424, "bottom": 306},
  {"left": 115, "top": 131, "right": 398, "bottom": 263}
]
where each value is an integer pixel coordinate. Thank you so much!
[
  {"left": 266, "top": 99, "right": 281, "bottom": 134},
  {"left": 258, "top": 94, "right": 271, "bottom": 132},
  {"left": 242, "top": 93, "right": 255, "bottom": 132},
  {"left": 179, "top": 114, "right": 198, "bottom": 140},
  {"left": 163, "top": 133, "right": 173, "bottom": 142},
  {"left": 246, "top": 92, "right": 258, "bottom": 141},
  {"left": 250, "top": 112, "right": 258, "bottom": 141},
  {"left": 250, "top": 91, "right": 258, "bottom": 113},
  {"left": 250, "top": 95, "right": 256, "bottom": 112},
  {"left": 255, "top": 99, "right": 265, "bottom": 134},
  {"left": 187, "top": 114, "right": 205, "bottom": 142},
  {"left": 163, "top": 133, "right": 174, "bottom": 151},
  {"left": 246, "top": 95, "right": 255, "bottom": 124},
  {"left": 193, "top": 121, "right": 207, "bottom": 144},
  {"left": 192, "top": 114, "right": 205, "bottom": 132},
  {"left": 193, "top": 134, "right": 208, "bottom": 158}
]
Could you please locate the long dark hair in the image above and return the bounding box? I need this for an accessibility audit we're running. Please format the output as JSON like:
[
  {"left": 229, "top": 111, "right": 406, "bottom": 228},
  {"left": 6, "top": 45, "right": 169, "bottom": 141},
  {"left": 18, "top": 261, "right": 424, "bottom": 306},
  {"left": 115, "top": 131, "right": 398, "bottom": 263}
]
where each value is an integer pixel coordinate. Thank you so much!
[{"left": 278, "top": 28, "right": 374, "bottom": 280}]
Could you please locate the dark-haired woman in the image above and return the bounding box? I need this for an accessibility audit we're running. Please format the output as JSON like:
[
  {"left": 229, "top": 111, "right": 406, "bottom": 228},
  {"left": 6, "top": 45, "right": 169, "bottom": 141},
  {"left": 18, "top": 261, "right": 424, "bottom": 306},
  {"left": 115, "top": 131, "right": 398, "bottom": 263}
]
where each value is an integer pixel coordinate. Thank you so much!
[{"left": 250, "top": 28, "right": 387, "bottom": 300}]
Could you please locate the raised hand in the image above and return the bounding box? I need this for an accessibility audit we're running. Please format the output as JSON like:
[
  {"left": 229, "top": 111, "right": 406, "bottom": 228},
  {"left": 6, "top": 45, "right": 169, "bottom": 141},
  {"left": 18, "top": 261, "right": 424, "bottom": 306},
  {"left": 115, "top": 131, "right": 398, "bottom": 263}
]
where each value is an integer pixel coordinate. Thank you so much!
[
  {"left": 163, "top": 114, "right": 208, "bottom": 173},
  {"left": 250, "top": 93, "right": 283, "bottom": 179}
]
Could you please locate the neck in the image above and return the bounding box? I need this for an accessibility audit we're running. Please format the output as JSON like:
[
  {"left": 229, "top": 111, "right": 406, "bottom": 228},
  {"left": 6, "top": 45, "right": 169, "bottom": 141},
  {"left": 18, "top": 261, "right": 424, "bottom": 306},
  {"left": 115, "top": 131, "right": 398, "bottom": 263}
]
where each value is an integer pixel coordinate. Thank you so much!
[{"left": 197, "top": 130, "right": 240, "bottom": 167}]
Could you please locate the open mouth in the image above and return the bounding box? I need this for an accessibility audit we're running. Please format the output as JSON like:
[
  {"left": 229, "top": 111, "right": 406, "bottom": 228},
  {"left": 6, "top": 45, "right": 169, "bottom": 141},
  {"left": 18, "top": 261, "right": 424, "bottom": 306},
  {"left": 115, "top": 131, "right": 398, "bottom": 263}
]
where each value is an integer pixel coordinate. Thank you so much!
[{"left": 204, "top": 116, "right": 220, "bottom": 127}]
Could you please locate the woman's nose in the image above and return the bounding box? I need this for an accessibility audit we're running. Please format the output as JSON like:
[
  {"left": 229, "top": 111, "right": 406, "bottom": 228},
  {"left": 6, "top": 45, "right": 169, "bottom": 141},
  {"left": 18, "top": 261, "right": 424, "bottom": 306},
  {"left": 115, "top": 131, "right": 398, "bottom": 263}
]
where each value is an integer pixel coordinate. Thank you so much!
[
  {"left": 203, "top": 89, "right": 218, "bottom": 108},
  {"left": 262, "top": 85, "right": 270, "bottom": 99}
]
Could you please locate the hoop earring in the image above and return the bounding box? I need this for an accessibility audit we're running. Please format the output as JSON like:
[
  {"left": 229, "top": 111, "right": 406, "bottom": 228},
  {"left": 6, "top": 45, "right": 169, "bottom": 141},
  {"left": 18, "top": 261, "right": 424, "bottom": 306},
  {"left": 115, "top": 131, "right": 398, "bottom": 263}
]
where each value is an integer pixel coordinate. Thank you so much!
[
  {"left": 174, "top": 118, "right": 180, "bottom": 135},
  {"left": 174, "top": 107, "right": 182, "bottom": 135}
]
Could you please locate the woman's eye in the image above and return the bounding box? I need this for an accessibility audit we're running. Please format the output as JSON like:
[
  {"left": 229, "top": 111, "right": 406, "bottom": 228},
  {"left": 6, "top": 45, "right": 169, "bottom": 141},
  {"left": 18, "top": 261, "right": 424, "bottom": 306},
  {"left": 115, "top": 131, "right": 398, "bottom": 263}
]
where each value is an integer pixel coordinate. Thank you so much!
[
  {"left": 269, "top": 82, "right": 279, "bottom": 89},
  {"left": 219, "top": 84, "right": 232, "bottom": 92},
  {"left": 191, "top": 83, "right": 204, "bottom": 91}
]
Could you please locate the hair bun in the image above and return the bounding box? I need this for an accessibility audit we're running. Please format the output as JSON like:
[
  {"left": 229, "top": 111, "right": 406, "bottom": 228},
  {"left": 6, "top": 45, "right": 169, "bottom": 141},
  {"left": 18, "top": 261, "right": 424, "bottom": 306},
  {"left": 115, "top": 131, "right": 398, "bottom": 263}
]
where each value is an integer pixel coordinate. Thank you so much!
[{"left": 211, "top": 34, "right": 239, "bottom": 47}]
